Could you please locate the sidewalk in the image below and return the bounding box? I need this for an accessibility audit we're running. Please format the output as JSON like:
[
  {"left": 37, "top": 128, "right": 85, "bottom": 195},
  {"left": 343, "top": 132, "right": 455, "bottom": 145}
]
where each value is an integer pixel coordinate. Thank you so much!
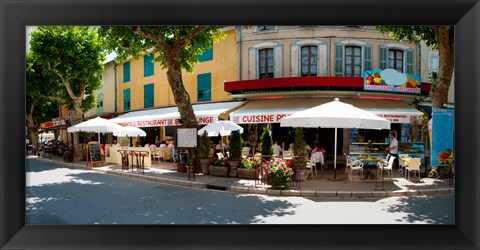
[{"left": 28, "top": 155, "right": 454, "bottom": 198}]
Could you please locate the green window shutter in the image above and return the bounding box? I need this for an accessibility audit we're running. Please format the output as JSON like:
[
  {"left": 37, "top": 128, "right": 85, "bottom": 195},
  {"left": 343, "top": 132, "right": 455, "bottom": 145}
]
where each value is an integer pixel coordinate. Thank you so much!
[
  {"left": 144, "top": 54, "right": 154, "bottom": 77},
  {"left": 334, "top": 43, "right": 344, "bottom": 76},
  {"left": 379, "top": 45, "right": 388, "bottom": 70},
  {"left": 143, "top": 83, "right": 154, "bottom": 108},
  {"left": 96, "top": 93, "right": 103, "bottom": 115},
  {"left": 123, "top": 62, "right": 130, "bottom": 82},
  {"left": 363, "top": 44, "right": 372, "bottom": 71},
  {"left": 197, "top": 73, "right": 211, "bottom": 102},
  {"left": 123, "top": 89, "right": 131, "bottom": 111},
  {"left": 406, "top": 48, "right": 414, "bottom": 74}
]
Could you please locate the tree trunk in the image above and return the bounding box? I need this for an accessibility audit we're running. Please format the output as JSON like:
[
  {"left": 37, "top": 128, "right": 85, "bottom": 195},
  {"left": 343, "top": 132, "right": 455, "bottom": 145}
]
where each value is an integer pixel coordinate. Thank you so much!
[
  {"left": 165, "top": 57, "right": 198, "bottom": 128},
  {"left": 26, "top": 113, "right": 39, "bottom": 150},
  {"left": 69, "top": 111, "right": 83, "bottom": 159},
  {"left": 431, "top": 26, "right": 454, "bottom": 108}
]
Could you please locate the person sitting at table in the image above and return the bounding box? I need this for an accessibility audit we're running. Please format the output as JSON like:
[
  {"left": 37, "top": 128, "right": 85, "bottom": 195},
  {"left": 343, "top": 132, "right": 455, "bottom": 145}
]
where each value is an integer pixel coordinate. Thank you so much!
[
  {"left": 134, "top": 141, "right": 140, "bottom": 147},
  {"left": 242, "top": 143, "right": 251, "bottom": 156},
  {"left": 149, "top": 142, "right": 157, "bottom": 150},
  {"left": 159, "top": 141, "right": 167, "bottom": 148},
  {"left": 312, "top": 144, "right": 327, "bottom": 170},
  {"left": 112, "top": 140, "right": 121, "bottom": 147},
  {"left": 272, "top": 140, "right": 282, "bottom": 156}
]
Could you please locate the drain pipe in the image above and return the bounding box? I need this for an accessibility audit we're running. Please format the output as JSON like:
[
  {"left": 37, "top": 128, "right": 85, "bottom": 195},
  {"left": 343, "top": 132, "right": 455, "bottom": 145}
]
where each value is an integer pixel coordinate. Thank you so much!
[
  {"left": 237, "top": 26, "right": 242, "bottom": 81},
  {"left": 112, "top": 61, "right": 118, "bottom": 115}
]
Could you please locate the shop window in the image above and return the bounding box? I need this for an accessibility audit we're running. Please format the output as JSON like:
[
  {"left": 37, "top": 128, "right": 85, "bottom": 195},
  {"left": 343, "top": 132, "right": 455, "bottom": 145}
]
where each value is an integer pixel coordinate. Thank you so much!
[
  {"left": 301, "top": 46, "right": 317, "bottom": 76},
  {"left": 259, "top": 48, "right": 274, "bottom": 79},
  {"left": 123, "top": 62, "right": 130, "bottom": 83},
  {"left": 123, "top": 88, "right": 131, "bottom": 111}
]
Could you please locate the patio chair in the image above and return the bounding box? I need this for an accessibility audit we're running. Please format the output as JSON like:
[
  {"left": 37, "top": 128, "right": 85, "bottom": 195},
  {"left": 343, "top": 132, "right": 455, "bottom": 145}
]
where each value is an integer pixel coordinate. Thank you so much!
[
  {"left": 306, "top": 156, "right": 317, "bottom": 178},
  {"left": 217, "top": 152, "right": 224, "bottom": 160},
  {"left": 398, "top": 154, "right": 410, "bottom": 169},
  {"left": 348, "top": 158, "right": 364, "bottom": 180},
  {"left": 151, "top": 149, "right": 160, "bottom": 162},
  {"left": 405, "top": 158, "right": 421, "bottom": 181},
  {"left": 378, "top": 156, "right": 395, "bottom": 179}
]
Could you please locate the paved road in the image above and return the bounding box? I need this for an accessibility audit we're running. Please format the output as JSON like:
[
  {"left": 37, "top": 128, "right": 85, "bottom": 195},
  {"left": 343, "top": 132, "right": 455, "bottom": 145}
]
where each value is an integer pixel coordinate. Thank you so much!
[{"left": 26, "top": 159, "right": 455, "bottom": 224}]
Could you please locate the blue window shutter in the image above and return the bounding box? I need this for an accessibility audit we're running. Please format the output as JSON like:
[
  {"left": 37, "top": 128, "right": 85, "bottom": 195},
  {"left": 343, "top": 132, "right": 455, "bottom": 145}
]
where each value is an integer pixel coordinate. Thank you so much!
[
  {"left": 123, "top": 89, "right": 131, "bottom": 111},
  {"left": 197, "top": 42, "right": 213, "bottom": 62},
  {"left": 144, "top": 54, "right": 154, "bottom": 77},
  {"left": 406, "top": 48, "right": 414, "bottom": 74},
  {"left": 363, "top": 44, "right": 372, "bottom": 71},
  {"left": 379, "top": 45, "right": 388, "bottom": 70},
  {"left": 123, "top": 62, "right": 130, "bottom": 82},
  {"left": 334, "top": 43, "right": 344, "bottom": 76},
  {"left": 143, "top": 83, "right": 154, "bottom": 108},
  {"left": 96, "top": 93, "right": 103, "bottom": 115},
  {"left": 197, "top": 73, "right": 211, "bottom": 102}
]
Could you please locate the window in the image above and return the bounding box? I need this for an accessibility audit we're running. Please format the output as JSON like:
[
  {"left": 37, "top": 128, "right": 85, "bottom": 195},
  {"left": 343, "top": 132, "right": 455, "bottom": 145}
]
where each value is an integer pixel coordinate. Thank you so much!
[
  {"left": 259, "top": 48, "right": 274, "bottom": 79},
  {"left": 197, "top": 42, "right": 213, "bottom": 62},
  {"left": 144, "top": 54, "right": 154, "bottom": 77},
  {"left": 197, "top": 73, "right": 211, "bottom": 102},
  {"left": 123, "top": 62, "right": 130, "bottom": 83},
  {"left": 123, "top": 89, "right": 131, "bottom": 111},
  {"left": 300, "top": 46, "right": 317, "bottom": 76},
  {"left": 345, "top": 46, "right": 362, "bottom": 77},
  {"left": 96, "top": 93, "right": 103, "bottom": 115},
  {"left": 388, "top": 49, "right": 404, "bottom": 72},
  {"left": 429, "top": 52, "right": 439, "bottom": 80},
  {"left": 144, "top": 83, "right": 154, "bottom": 108}
]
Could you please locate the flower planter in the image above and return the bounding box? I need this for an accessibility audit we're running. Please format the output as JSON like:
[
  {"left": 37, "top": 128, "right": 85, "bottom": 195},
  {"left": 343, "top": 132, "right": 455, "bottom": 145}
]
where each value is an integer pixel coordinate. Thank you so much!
[
  {"left": 209, "top": 165, "right": 229, "bottom": 177},
  {"left": 200, "top": 159, "right": 210, "bottom": 175},
  {"left": 228, "top": 160, "right": 239, "bottom": 177},
  {"left": 238, "top": 168, "right": 260, "bottom": 179}
]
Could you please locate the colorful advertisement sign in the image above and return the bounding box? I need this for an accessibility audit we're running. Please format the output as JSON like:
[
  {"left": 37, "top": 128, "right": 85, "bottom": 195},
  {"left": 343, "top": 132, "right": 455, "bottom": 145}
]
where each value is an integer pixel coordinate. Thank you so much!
[
  {"left": 364, "top": 68, "right": 421, "bottom": 94},
  {"left": 431, "top": 108, "right": 454, "bottom": 167}
]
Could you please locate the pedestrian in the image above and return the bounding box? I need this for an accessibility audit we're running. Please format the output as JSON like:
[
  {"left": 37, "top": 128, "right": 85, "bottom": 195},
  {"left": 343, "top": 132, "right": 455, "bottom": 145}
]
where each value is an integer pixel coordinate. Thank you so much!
[
  {"left": 385, "top": 132, "right": 399, "bottom": 170},
  {"left": 272, "top": 140, "right": 282, "bottom": 156}
]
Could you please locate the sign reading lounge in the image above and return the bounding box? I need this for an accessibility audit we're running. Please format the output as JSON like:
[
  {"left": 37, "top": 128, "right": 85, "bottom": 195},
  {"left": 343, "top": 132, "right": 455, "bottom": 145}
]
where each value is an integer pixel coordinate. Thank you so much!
[{"left": 118, "top": 116, "right": 217, "bottom": 127}]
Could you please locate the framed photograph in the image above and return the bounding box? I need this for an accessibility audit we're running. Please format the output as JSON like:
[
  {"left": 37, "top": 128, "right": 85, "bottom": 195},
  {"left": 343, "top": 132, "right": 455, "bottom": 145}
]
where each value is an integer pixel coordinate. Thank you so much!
[{"left": 2, "top": 0, "right": 479, "bottom": 249}]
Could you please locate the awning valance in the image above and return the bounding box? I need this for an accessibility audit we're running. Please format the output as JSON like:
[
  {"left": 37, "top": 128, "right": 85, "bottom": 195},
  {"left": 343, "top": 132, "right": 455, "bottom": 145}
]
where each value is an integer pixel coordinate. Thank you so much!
[
  {"left": 230, "top": 98, "right": 423, "bottom": 124},
  {"left": 111, "top": 101, "right": 245, "bottom": 128}
]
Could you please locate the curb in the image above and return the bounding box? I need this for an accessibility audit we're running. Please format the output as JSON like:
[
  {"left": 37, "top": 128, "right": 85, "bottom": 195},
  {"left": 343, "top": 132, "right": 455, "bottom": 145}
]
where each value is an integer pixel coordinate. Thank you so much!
[{"left": 31, "top": 157, "right": 455, "bottom": 198}]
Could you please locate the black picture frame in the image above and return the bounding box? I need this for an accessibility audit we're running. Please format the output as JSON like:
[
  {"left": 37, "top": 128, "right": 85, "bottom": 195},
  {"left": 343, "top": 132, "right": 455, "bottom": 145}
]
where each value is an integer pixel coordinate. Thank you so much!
[{"left": 1, "top": 0, "right": 479, "bottom": 249}]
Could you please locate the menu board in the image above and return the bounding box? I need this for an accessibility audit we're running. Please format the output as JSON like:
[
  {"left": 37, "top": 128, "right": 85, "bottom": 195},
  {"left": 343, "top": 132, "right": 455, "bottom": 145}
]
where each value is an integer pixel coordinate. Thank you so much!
[
  {"left": 176, "top": 128, "right": 198, "bottom": 149},
  {"left": 87, "top": 141, "right": 103, "bottom": 167},
  {"left": 431, "top": 108, "right": 454, "bottom": 166}
]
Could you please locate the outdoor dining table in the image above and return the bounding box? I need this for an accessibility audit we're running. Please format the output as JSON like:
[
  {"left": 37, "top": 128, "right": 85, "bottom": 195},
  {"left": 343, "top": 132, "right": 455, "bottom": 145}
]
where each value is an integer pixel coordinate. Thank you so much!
[
  {"left": 359, "top": 157, "right": 380, "bottom": 180},
  {"left": 118, "top": 149, "right": 148, "bottom": 174}
]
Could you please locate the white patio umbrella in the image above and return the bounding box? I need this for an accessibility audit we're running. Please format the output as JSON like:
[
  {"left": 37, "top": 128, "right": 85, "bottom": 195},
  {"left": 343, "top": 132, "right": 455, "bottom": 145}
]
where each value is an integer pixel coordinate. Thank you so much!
[
  {"left": 279, "top": 98, "right": 391, "bottom": 180},
  {"left": 112, "top": 126, "right": 146, "bottom": 147},
  {"left": 67, "top": 116, "right": 123, "bottom": 142},
  {"left": 198, "top": 120, "right": 244, "bottom": 155}
]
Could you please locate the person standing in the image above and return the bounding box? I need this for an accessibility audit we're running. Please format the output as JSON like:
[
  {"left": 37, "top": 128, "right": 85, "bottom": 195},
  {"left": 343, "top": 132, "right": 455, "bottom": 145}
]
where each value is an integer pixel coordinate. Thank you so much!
[
  {"left": 386, "top": 132, "right": 399, "bottom": 170},
  {"left": 272, "top": 140, "right": 282, "bottom": 156}
]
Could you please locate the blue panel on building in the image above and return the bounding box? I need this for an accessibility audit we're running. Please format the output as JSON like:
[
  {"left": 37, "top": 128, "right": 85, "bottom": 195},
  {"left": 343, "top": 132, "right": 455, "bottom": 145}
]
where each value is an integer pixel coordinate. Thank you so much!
[
  {"left": 197, "top": 73, "right": 211, "bottom": 102},
  {"left": 144, "top": 83, "right": 154, "bottom": 108}
]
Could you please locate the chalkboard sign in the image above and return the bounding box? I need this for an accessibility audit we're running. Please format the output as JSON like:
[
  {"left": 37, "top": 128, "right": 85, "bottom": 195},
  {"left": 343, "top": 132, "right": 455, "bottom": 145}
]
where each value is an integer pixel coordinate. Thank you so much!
[{"left": 87, "top": 141, "right": 103, "bottom": 167}]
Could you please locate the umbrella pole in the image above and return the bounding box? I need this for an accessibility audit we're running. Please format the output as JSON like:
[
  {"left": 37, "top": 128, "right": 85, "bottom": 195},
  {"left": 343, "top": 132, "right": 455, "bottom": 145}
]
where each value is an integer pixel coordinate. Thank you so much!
[{"left": 328, "top": 127, "right": 342, "bottom": 181}]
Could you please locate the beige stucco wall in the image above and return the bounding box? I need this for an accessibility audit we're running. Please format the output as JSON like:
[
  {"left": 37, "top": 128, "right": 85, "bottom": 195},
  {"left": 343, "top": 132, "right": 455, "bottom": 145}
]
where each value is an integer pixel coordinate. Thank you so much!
[
  {"left": 85, "top": 61, "right": 117, "bottom": 118},
  {"left": 239, "top": 26, "right": 418, "bottom": 80}
]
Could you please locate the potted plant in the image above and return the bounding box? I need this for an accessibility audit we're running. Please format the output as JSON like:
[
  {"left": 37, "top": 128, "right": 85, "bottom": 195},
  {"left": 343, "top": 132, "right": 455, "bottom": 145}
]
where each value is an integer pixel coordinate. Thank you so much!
[
  {"left": 264, "top": 158, "right": 294, "bottom": 190},
  {"left": 198, "top": 131, "right": 211, "bottom": 175},
  {"left": 228, "top": 130, "right": 243, "bottom": 177},
  {"left": 177, "top": 161, "right": 187, "bottom": 173},
  {"left": 292, "top": 127, "right": 309, "bottom": 181},
  {"left": 260, "top": 127, "right": 274, "bottom": 161},
  {"left": 209, "top": 157, "right": 229, "bottom": 177},
  {"left": 238, "top": 157, "right": 261, "bottom": 179}
]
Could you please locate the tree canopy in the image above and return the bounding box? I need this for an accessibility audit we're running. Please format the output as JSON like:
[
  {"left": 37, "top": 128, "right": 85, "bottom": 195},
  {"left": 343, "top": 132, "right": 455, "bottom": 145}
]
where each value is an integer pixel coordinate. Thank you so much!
[{"left": 99, "top": 26, "right": 225, "bottom": 128}]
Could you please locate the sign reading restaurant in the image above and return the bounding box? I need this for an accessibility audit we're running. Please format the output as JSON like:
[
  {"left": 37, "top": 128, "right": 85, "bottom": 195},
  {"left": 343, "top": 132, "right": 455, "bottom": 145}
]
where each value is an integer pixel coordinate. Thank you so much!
[
  {"left": 364, "top": 68, "right": 421, "bottom": 94},
  {"left": 118, "top": 116, "right": 218, "bottom": 127},
  {"left": 231, "top": 113, "right": 291, "bottom": 124}
]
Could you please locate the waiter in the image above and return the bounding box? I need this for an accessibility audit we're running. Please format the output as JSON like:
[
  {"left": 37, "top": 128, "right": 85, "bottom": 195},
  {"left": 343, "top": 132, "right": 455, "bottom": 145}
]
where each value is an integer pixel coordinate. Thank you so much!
[{"left": 385, "top": 132, "right": 399, "bottom": 170}]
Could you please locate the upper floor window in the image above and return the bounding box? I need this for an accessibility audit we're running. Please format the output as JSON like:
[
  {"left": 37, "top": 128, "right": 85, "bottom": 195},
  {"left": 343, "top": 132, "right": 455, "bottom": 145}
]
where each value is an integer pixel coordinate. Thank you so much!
[
  {"left": 197, "top": 73, "right": 212, "bottom": 102},
  {"left": 143, "top": 83, "right": 154, "bottom": 108},
  {"left": 334, "top": 41, "right": 372, "bottom": 77},
  {"left": 379, "top": 45, "right": 414, "bottom": 74},
  {"left": 429, "top": 51, "right": 439, "bottom": 80},
  {"left": 123, "top": 88, "right": 131, "bottom": 111},
  {"left": 388, "top": 49, "right": 404, "bottom": 72},
  {"left": 123, "top": 62, "right": 130, "bottom": 83},
  {"left": 197, "top": 42, "right": 213, "bottom": 62},
  {"left": 144, "top": 54, "right": 154, "bottom": 77},
  {"left": 301, "top": 46, "right": 317, "bottom": 76},
  {"left": 344, "top": 46, "right": 362, "bottom": 77},
  {"left": 259, "top": 48, "right": 274, "bottom": 79},
  {"left": 96, "top": 93, "right": 103, "bottom": 115}
]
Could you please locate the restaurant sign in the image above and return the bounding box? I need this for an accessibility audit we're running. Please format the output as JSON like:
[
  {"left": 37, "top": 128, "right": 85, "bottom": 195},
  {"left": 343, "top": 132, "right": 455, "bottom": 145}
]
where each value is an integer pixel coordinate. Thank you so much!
[
  {"left": 375, "top": 114, "right": 411, "bottom": 123},
  {"left": 364, "top": 69, "right": 421, "bottom": 94},
  {"left": 231, "top": 113, "right": 292, "bottom": 124},
  {"left": 52, "top": 116, "right": 69, "bottom": 127},
  {"left": 117, "top": 116, "right": 218, "bottom": 127}
]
